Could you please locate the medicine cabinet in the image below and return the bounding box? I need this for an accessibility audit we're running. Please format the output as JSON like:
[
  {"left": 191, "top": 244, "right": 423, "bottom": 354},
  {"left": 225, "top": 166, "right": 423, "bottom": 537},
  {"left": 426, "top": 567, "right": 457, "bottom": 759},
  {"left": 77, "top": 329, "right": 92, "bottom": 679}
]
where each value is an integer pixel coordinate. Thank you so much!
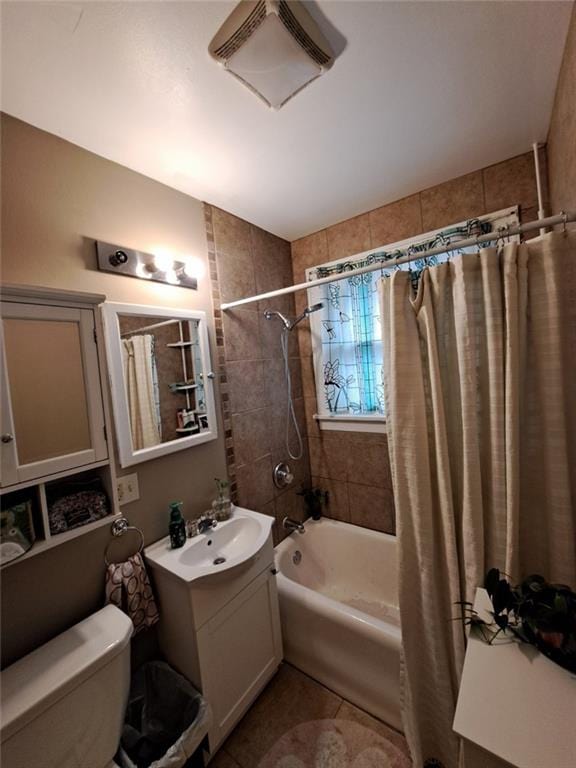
[
  {"left": 101, "top": 302, "right": 218, "bottom": 468},
  {"left": 0, "top": 285, "right": 119, "bottom": 567}
]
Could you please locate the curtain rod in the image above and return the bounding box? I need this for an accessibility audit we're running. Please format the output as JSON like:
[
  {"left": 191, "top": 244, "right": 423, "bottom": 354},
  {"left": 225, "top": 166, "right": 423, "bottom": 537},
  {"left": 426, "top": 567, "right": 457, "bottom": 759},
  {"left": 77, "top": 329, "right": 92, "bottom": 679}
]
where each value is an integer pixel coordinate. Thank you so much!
[
  {"left": 120, "top": 318, "right": 181, "bottom": 337},
  {"left": 221, "top": 211, "right": 575, "bottom": 311}
]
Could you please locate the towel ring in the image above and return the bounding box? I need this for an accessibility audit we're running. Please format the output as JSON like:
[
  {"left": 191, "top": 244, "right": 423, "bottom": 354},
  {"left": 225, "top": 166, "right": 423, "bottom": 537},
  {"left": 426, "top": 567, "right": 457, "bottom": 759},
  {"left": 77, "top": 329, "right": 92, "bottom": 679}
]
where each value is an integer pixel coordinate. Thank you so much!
[{"left": 104, "top": 517, "right": 144, "bottom": 566}]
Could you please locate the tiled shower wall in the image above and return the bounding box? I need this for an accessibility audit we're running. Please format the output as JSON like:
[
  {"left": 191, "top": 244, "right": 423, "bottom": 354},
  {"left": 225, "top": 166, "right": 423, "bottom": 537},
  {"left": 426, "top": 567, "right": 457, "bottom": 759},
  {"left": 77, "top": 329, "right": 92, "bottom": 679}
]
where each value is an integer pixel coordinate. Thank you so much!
[
  {"left": 547, "top": 2, "right": 576, "bottom": 225},
  {"left": 291, "top": 150, "right": 549, "bottom": 535},
  {"left": 205, "top": 204, "right": 310, "bottom": 544}
]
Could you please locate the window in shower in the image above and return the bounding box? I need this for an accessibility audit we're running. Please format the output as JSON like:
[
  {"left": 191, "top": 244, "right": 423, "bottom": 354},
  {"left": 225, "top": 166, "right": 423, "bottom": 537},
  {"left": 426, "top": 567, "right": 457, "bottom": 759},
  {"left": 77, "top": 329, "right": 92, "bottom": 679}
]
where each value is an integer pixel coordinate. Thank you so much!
[{"left": 306, "top": 207, "right": 519, "bottom": 431}]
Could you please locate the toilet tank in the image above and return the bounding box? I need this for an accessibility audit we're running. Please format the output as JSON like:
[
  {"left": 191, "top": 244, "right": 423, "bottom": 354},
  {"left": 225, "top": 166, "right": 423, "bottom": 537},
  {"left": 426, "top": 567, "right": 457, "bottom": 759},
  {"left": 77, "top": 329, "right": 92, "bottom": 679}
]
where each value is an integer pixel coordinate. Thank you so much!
[{"left": 1, "top": 605, "right": 133, "bottom": 768}]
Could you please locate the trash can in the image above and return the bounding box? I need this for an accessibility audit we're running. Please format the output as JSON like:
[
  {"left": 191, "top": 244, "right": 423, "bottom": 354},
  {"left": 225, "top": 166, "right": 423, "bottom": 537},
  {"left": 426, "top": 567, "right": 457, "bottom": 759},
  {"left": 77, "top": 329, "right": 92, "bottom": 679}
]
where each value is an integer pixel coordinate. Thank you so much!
[{"left": 117, "top": 661, "right": 211, "bottom": 768}]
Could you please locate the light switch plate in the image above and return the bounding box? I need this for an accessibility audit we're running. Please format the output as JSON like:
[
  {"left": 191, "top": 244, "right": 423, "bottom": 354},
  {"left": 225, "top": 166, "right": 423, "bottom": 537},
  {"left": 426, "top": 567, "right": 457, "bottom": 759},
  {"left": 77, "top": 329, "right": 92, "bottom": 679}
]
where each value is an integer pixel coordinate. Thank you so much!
[{"left": 117, "top": 473, "right": 139, "bottom": 505}]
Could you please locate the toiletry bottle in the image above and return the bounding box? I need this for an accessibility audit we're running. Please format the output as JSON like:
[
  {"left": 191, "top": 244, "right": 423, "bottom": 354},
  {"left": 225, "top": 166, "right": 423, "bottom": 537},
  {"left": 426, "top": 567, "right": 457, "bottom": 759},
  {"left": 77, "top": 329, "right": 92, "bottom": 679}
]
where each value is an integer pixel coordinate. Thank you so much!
[
  {"left": 212, "top": 478, "right": 232, "bottom": 521},
  {"left": 169, "top": 501, "right": 186, "bottom": 549}
]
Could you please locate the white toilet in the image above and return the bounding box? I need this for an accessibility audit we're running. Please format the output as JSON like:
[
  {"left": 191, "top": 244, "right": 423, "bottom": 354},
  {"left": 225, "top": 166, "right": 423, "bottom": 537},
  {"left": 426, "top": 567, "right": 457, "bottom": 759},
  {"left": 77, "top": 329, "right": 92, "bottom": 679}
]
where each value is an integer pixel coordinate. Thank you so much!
[{"left": 1, "top": 604, "right": 133, "bottom": 768}]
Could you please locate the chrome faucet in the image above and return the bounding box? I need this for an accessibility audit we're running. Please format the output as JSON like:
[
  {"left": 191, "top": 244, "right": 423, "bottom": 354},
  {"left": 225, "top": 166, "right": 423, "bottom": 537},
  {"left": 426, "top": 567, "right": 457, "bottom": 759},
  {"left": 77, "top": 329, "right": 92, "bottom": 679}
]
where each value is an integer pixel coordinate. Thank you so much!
[
  {"left": 198, "top": 515, "right": 217, "bottom": 535},
  {"left": 283, "top": 516, "right": 305, "bottom": 534}
]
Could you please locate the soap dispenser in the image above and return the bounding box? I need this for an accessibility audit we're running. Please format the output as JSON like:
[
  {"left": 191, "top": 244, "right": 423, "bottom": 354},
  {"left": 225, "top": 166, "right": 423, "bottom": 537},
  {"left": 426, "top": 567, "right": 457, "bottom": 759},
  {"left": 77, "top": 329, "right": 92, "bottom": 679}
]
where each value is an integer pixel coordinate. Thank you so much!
[{"left": 169, "top": 501, "right": 186, "bottom": 549}]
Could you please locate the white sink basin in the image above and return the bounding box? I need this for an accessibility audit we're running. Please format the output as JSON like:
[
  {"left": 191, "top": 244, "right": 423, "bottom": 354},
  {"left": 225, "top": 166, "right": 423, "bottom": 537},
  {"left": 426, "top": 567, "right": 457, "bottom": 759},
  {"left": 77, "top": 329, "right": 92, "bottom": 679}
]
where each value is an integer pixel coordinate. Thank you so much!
[{"left": 144, "top": 506, "right": 273, "bottom": 583}]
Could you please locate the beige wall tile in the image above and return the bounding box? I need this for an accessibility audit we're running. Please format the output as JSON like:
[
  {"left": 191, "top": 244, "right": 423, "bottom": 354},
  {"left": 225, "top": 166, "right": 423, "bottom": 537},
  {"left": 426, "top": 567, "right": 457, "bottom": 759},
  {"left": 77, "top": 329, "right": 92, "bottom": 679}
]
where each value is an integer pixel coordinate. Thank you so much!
[
  {"left": 348, "top": 483, "right": 395, "bottom": 534},
  {"left": 326, "top": 213, "right": 371, "bottom": 261},
  {"left": 520, "top": 206, "right": 539, "bottom": 224},
  {"left": 312, "top": 475, "right": 350, "bottom": 523},
  {"left": 264, "top": 357, "right": 288, "bottom": 410},
  {"left": 215, "top": 247, "right": 256, "bottom": 303},
  {"left": 346, "top": 437, "right": 392, "bottom": 488},
  {"left": 300, "top": 355, "right": 316, "bottom": 398},
  {"left": 291, "top": 229, "right": 329, "bottom": 281},
  {"left": 421, "top": 170, "right": 485, "bottom": 231},
  {"left": 483, "top": 152, "right": 543, "bottom": 214},
  {"left": 235, "top": 454, "right": 275, "bottom": 510},
  {"left": 212, "top": 206, "right": 252, "bottom": 259},
  {"left": 227, "top": 359, "right": 267, "bottom": 413},
  {"left": 232, "top": 407, "right": 273, "bottom": 465},
  {"left": 303, "top": 396, "right": 320, "bottom": 438},
  {"left": 223, "top": 309, "right": 260, "bottom": 362},
  {"left": 369, "top": 194, "right": 423, "bottom": 248},
  {"left": 275, "top": 488, "right": 306, "bottom": 525},
  {"left": 259, "top": 310, "right": 298, "bottom": 359},
  {"left": 250, "top": 224, "right": 293, "bottom": 295},
  {"left": 547, "top": 3, "right": 576, "bottom": 228},
  {"left": 309, "top": 432, "right": 348, "bottom": 480}
]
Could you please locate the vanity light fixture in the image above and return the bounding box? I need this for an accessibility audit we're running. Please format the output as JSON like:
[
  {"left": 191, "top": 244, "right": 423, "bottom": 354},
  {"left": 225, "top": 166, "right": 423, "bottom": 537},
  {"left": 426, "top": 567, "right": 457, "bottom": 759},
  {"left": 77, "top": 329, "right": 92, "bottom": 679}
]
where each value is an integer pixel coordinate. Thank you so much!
[{"left": 95, "top": 241, "right": 198, "bottom": 289}]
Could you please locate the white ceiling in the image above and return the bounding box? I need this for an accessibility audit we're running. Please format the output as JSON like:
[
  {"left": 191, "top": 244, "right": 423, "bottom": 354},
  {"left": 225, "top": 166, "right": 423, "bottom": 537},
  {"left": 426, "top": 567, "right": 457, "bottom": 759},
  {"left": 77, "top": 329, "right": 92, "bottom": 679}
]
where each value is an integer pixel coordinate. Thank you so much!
[{"left": 1, "top": 1, "right": 572, "bottom": 241}]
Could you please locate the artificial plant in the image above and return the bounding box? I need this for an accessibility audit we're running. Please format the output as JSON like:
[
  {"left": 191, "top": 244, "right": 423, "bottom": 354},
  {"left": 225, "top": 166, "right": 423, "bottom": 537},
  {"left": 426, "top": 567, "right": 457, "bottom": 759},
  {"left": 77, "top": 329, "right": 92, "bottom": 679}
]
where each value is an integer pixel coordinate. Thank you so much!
[{"left": 459, "top": 568, "right": 576, "bottom": 674}]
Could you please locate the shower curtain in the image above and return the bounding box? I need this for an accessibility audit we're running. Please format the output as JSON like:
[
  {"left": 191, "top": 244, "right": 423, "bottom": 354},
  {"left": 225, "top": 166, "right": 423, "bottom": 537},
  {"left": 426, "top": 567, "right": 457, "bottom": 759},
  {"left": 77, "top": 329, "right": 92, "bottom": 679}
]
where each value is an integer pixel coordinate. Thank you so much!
[
  {"left": 122, "top": 334, "right": 162, "bottom": 450},
  {"left": 380, "top": 231, "right": 576, "bottom": 768}
]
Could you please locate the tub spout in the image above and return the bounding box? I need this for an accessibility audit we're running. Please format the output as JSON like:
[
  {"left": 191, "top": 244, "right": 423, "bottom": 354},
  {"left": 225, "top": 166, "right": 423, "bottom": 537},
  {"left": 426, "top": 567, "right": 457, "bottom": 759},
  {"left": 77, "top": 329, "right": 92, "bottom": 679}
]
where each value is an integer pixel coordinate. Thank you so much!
[{"left": 283, "top": 517, "right": 305, "bottom": 534}]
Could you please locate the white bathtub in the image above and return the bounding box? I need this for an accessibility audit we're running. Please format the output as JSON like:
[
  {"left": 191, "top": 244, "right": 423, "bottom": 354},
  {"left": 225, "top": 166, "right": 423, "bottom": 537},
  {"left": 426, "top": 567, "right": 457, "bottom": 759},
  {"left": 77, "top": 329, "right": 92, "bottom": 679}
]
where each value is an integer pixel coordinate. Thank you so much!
[{"left": 275, "top": 517, "right": 402, "bottom": 731}]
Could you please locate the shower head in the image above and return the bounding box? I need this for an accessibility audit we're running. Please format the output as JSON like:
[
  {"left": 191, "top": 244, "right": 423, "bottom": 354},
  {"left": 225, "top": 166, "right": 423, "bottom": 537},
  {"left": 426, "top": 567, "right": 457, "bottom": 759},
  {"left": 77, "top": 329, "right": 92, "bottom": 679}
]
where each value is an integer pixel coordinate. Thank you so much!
[
  {"left": 264, "top": 302, "right": 324, "bottom": 331},
  {"left": 263, "top": 308, "right": 291, "bottom": 329},
  {"left": 290, "top": 302, "right": 324, "bottom": 330}
]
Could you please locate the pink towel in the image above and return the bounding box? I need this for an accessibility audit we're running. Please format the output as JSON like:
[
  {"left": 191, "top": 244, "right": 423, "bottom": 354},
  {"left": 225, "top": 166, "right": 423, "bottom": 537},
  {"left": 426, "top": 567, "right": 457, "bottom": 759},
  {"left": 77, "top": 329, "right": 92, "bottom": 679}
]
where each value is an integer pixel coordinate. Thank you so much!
[{"left": 105, "top": 553, "right": 159, "bottom": 634}]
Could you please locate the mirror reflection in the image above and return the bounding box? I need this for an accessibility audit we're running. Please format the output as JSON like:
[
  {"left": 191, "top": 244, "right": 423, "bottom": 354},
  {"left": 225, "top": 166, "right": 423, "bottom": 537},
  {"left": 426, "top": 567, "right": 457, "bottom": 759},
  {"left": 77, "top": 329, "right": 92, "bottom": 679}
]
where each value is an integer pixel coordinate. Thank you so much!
[{"left": 118, "top": 315, "right": 209, "bottom": 450}]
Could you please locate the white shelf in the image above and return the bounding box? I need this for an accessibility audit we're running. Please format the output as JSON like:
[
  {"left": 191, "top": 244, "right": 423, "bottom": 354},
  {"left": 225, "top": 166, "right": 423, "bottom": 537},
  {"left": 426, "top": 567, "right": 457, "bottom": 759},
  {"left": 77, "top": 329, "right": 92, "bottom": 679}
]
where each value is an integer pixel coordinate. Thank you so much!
[
  {"left": 0, "top": 459, "right": 111, "bottom": 495},
  {"left": 1, "top": 511, "right": 121, "bottom": 569},
  {"left": 170, "top": 383, "right": 197, "bottom": 392},
  {"left": 176, "top": 426, "right": 200, "bottom": 434},
  {"left": 166, "top": 341, "right": 194, "bottom": 348}
]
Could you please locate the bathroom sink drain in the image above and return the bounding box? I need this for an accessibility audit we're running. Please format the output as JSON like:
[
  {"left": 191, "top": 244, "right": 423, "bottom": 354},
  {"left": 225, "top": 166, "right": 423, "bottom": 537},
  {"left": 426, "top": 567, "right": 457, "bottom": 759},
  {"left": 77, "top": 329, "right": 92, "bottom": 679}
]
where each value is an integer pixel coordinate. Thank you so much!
[{"left": 213, "top": 556, "right": 226, "bottom": 565}]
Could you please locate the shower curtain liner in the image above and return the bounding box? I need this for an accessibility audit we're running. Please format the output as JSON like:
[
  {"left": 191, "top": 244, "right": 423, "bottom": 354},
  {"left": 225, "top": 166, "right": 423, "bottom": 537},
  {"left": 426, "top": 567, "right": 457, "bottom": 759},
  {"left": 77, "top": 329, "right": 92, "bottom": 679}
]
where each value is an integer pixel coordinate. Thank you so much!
[
  {"left": 380, "top": 231, "right": 576, "bottom": 768},
  {"left": 122, "top": 334, "right": 162, "bottom": 450}
]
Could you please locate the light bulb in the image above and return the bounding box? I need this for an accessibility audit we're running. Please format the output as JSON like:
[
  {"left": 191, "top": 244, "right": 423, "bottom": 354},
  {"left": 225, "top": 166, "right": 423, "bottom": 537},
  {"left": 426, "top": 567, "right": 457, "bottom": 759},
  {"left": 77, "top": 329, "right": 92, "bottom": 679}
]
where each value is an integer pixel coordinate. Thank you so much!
[
  {"left": 165, "top": 270, "right": 179, "bottom": 285},
  {"left": 153, "top": 253, "right": 176, "bottom": 273},
  {"left": 182, "top": 255, "right": 206, "bottom": 280}
]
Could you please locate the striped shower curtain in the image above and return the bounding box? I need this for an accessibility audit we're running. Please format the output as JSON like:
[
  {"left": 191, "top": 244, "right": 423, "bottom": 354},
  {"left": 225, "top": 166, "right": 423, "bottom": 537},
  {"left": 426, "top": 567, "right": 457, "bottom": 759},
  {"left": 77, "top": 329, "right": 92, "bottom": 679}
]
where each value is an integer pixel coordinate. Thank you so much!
[{"left": 380, "top": 231, "right": 576, "bottom": 767}]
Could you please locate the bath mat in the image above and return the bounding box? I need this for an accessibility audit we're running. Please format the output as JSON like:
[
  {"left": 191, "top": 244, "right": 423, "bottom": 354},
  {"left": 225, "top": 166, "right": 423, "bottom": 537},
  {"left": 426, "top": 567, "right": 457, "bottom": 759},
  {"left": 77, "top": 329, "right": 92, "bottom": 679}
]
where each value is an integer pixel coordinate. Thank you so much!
[{"left": 257, "top": 718, "right": 412, "bottom": 768}]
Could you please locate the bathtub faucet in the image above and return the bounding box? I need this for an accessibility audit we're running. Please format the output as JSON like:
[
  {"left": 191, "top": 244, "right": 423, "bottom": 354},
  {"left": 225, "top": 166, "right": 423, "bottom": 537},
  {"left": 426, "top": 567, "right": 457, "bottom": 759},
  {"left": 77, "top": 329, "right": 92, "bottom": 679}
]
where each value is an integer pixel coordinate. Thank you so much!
[{"left": 283, "top": 517, "right": 305, "bottom": 534}]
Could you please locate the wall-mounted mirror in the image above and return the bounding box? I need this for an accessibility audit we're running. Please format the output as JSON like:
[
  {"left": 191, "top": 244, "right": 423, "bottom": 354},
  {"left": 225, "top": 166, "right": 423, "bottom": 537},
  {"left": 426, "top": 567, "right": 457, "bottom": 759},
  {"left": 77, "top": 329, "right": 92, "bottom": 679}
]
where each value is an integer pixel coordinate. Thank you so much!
[{"left": 101, "top": 302, "right": 218, "bottom": 467}]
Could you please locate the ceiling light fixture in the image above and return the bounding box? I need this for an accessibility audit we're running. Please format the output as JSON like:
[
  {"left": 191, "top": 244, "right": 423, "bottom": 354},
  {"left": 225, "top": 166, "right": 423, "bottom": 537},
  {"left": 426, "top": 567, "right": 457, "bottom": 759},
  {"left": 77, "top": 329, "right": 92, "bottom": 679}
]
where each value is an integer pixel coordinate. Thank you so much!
[
  {"left": 95, "top": 241, "right": 198, "bottom": 290},
  {"left": 209, "top": 0, "right": 334, "bottom": 109}
]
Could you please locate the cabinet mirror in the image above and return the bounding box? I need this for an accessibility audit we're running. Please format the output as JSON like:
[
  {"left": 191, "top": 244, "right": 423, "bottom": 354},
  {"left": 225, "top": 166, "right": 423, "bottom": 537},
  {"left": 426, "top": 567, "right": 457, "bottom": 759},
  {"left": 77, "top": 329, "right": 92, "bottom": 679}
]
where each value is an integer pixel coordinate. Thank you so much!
[{"left": 102, "top": 303, "right": 217, "bottom": 467}]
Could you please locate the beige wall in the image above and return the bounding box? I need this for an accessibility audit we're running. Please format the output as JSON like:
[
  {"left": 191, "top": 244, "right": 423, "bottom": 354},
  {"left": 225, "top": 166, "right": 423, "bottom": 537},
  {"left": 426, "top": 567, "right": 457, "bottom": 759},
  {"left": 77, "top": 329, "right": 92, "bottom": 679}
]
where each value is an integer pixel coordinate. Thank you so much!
[
  {"left": 1, "top": 114, "right": 227, "bottom": 667},
  {"left": 291, "top": 150, "right": 548, "bottom": 534},
  {"left": 548, "top": 1, "right": 576, "bottom": 225},
  {"left": 205, "top": 205, "right": 310, "bottom": 546}
]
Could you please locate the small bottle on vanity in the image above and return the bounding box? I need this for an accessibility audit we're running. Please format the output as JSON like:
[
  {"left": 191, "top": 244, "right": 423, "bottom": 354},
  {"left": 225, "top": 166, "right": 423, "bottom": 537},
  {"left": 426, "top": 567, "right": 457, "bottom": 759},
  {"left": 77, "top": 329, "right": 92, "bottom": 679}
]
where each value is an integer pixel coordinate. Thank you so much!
[
  {"left": 168, "top": 501, "right": 186, "bottom": 548},
  {"left": 212, "top": 478, "right": 232, "bottom": 521}
]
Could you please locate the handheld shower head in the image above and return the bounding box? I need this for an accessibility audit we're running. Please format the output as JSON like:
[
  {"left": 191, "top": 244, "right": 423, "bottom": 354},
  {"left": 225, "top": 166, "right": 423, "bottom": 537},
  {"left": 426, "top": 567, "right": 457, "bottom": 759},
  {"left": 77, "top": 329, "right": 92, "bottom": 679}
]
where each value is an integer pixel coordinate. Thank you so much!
[
  {"left": 264, "top": 302, "right": 323, "bottom": 331},
  {"left": 290, "top": 302, "right": 324, "bottom": 330}
]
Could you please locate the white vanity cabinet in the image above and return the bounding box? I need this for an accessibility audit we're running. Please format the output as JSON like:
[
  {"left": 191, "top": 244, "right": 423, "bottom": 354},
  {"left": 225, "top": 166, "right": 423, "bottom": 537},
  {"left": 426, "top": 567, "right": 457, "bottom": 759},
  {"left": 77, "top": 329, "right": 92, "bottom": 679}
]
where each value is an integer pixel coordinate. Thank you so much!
[{"left": 145, "top": 509, "right": 283, "bottom": 753}]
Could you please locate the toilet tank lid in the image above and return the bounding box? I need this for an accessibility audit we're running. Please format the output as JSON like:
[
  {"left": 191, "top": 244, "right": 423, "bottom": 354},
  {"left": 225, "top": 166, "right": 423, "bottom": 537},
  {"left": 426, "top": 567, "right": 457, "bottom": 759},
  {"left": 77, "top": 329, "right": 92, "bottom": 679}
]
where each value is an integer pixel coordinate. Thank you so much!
[{"left": 1, "top": 605, "right": 133, "bottom": 743}]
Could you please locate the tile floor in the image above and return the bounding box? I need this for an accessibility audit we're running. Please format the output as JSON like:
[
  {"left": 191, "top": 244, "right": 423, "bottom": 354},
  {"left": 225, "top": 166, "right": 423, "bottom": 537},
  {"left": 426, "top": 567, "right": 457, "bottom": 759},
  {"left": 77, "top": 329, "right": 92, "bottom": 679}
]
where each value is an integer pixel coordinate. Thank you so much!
[{"left": 209, "top": 663, "right": 411, "bottom": 768}]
